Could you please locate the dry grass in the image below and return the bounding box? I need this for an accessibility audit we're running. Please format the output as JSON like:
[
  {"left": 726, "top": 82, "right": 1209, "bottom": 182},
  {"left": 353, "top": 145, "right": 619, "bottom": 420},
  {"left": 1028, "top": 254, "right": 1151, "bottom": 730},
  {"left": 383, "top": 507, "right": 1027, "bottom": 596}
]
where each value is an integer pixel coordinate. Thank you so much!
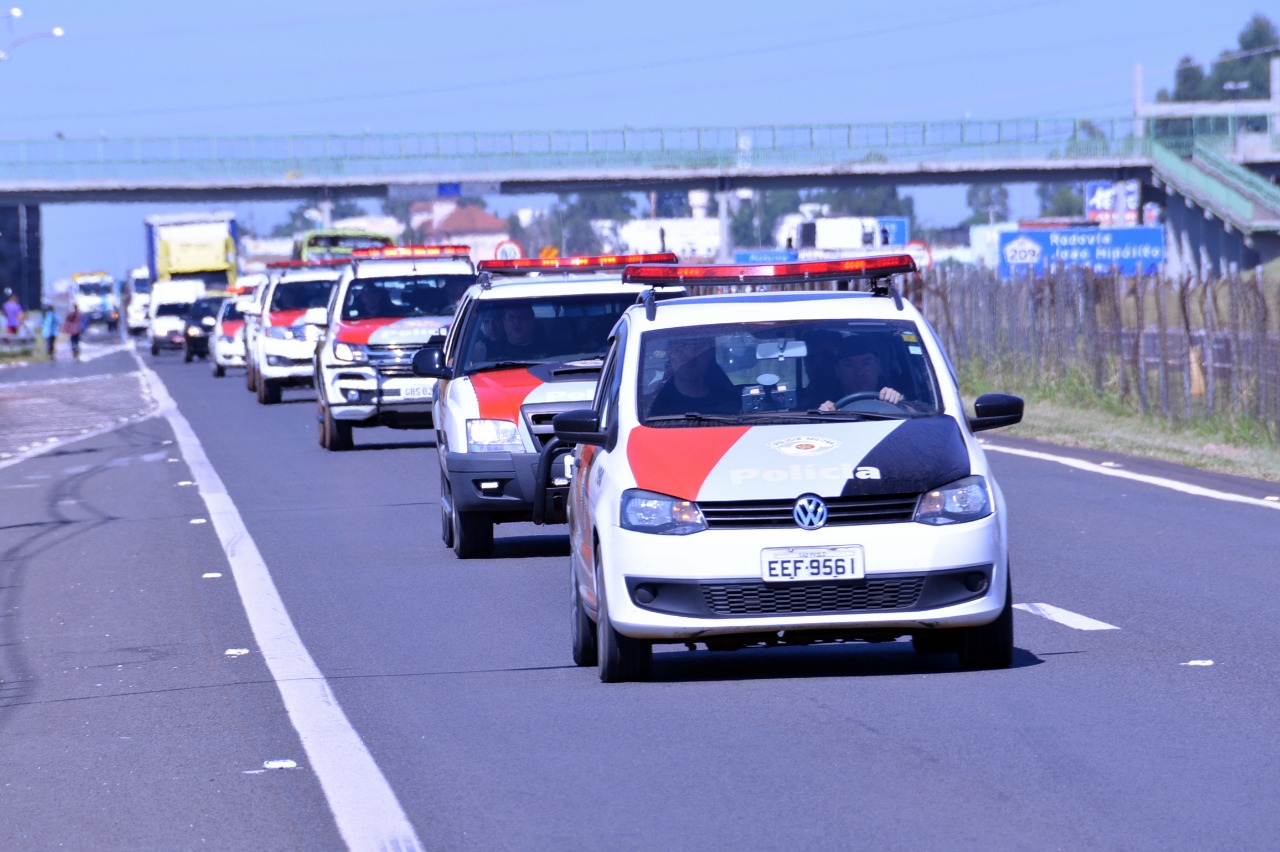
[{"left": 999, "top": 399, "right": 1280, "bottom": 483}]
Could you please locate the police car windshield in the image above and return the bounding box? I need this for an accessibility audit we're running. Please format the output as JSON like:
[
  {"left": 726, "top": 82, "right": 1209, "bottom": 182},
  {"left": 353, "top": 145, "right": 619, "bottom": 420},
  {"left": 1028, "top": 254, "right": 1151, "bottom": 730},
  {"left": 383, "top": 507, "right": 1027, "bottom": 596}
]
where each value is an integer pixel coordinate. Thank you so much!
[
  {"left": 638, "top": 319, "right": 942, "bottom": 425},
  {"left": 341, "top": 275, "right": 473, "bottom": 320},
  {"left": 458, "top": 293, "right": 635, "bottom": 374},
  {"left": 271, "top": 279, "right": 334, "bottom": 312},
  {"left": 220, "top": 300, "right": 244, "bottom": 321}
]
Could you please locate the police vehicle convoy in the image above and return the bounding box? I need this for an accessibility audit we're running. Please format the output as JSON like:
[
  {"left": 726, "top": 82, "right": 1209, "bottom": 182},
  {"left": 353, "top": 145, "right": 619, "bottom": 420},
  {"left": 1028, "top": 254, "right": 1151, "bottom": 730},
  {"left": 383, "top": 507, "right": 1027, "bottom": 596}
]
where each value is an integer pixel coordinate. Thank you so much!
[
  {"left": 541, "top": 254, "right": 1025, "bottom": 682},
  {"left": 411, "top": 252, "right": 679, "bottom": 559},
  {"left": 244, "top": 259, "right": 346, "bottom": 404},
  {"left": 210, "top": 296, "right": 248, "bottom": 377},
  {"left": 312, "top": 246, "right": 477, "bottom": 451}
]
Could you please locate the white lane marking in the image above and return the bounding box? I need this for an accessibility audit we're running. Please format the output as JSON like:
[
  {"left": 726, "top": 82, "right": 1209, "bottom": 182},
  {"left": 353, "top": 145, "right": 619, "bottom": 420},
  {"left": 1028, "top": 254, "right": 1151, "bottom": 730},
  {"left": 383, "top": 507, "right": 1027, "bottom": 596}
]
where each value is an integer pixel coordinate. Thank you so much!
[
  {"left": 189, "top": 518, "right": 207, "bottom": 525},
  {"left": 264, "top": 759, "right": 299, "bottom": 770},
  {"left": 134, "top": 351, "right": 424, "bottom": 852},
  {"left": 1182, "top": 660, "right": 1214, "bottom": 666},
  {"left": 225, "top": 649, "right": 251, "bottom": 657},
  {"left": 1267, "top": 496, "right": 1279, "bottom": 502},
  {"left": 202, "top": 572, "right": 223, "bottom": 579},
  {"left": 1014, "top": 602, "right": 1120, "bottom": 630},
  {"left": 984, "top": 444, "right": 1280, "bottom": 511}
]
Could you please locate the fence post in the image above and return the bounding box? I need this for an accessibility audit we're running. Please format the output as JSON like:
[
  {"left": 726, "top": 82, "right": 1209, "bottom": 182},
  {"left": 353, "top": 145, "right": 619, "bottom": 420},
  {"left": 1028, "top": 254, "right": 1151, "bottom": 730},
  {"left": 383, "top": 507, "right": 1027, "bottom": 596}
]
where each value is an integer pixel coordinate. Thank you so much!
[
  {"left": 1154, "top": 274, "right": 1171, "bottom": 418},
  {"left": 1134, "top": 276, "right": 1149, "bottom": 414}
]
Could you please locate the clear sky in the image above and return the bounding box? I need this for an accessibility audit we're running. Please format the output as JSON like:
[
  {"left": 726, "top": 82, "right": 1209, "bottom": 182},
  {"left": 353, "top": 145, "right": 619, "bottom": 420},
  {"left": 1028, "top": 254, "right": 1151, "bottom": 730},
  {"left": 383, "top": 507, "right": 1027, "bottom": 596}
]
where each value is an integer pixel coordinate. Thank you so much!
[{"left": 1, "top": 0, "right": 1272, "bottom": 282}]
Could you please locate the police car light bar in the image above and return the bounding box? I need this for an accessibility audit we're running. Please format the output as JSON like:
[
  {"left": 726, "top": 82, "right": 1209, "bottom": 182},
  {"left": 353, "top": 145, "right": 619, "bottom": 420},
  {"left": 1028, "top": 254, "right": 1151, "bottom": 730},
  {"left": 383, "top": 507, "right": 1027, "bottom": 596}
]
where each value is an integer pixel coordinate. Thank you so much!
[
  {"left": 622, "top": 254, "right": 917, "bottom": 285},
  {"left": 351, "top": 245, "right": 471, "bottom": 259},
  {"left": 478, "top": 252, "right": 678, "bottom": 274},
  {"left": 266, "top": 258, "right": 350, "bottom": 269}
]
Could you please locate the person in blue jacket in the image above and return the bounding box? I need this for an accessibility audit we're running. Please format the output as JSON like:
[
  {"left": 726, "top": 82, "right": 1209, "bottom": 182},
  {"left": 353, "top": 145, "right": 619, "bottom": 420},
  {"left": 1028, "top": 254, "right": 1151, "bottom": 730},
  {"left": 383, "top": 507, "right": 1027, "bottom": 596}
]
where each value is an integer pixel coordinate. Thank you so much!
[{"left": 40, "top": 304, "right": 60, "bottom": 360}]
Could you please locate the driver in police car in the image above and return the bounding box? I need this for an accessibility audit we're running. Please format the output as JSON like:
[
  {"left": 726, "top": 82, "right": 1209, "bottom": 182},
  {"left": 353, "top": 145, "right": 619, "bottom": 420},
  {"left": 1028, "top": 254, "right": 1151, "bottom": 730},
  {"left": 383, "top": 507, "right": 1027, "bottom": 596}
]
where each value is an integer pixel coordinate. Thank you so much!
[{"left": 818, "top": 335, "right": 905, "bottom": 411}]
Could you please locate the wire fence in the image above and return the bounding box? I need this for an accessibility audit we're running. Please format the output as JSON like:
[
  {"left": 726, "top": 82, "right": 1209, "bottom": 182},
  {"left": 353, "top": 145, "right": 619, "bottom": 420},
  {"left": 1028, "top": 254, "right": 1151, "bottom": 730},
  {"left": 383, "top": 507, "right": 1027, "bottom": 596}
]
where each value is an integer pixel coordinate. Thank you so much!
[{"left": 918, "top": 266, "right": 1280, "bottom": 442}]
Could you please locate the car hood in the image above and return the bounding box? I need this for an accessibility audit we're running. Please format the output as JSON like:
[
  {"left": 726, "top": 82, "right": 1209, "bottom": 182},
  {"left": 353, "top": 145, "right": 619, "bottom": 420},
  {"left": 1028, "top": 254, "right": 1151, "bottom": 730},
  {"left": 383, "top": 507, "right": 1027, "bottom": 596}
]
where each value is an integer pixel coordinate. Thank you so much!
[
  {"left": 334, "top": 316, "right": 449, "bottom": 345},
  {"left": 624, "top": 417, "right": 971, "bottom": 501}
]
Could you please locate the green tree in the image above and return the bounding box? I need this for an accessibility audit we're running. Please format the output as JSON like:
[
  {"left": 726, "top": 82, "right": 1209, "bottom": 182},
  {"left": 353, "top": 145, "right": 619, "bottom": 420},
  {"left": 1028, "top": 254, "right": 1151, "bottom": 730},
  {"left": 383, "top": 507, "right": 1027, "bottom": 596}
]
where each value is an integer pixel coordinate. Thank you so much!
[
  {"left": 808, "top": 186, "right": 915, "bottom": 223},
  {"left": 1157, "top": 14, "right": 1278, "bottom": 102},
  {"left": 1036, "top": 183, "right": 1083, "bottom": 217},
  {"left": 270, "top": 199, "right": 367, "bottom": 237},
  {"left": 730, "top": 189, "right": 802, "bottom": 248},
  {"left": 961, "top": 185, "right": 1010, "bottom": 227},
  {"left": 551, "top": 192, "right": 637, "bottom": 255}
]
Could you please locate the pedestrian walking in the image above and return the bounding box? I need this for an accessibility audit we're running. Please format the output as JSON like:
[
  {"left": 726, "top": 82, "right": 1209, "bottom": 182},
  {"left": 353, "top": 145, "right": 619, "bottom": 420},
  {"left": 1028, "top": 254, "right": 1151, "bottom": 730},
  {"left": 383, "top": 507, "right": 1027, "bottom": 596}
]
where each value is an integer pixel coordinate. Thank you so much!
[
  {"left": 40, "top": 304, "right": 60, "bottom": 360},
  {"left": 3, "top": 292, "right": 23, "bottom": 335},
  {"left": 62, "top": 305, "right": 86, "bottom": 361}
]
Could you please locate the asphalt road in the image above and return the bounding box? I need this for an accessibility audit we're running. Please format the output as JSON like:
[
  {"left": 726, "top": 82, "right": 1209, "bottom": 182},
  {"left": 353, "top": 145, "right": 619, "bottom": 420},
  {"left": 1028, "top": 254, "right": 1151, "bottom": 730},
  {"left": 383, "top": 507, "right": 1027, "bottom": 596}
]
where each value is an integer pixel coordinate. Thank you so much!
[{"left": 2, "top": 341, "right": 1279, "bottom": 850}]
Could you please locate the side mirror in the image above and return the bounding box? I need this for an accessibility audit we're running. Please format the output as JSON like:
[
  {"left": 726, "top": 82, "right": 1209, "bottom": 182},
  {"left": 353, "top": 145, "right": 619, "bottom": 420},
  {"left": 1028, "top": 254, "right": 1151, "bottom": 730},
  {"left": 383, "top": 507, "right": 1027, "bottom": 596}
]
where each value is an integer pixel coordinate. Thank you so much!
[
  {"left": 968, "top": 393, "right": 1024, "bottom": 432},
  {"left": 552, "top": 409, "right": 606, "bottom": 446},
  {"left": 411, "top": 346, "right": 452, "bottom": 380},
  {"left": 303, "top": 307, "right": 329, "bottom": 327}
]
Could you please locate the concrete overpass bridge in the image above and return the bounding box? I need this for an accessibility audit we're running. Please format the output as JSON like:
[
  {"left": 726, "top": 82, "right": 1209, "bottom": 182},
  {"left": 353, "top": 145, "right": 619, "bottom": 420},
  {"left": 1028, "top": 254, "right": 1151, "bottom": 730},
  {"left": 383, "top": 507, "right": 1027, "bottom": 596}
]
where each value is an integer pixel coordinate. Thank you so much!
[{"left": 2, "top": 107, "right": 1279, "bottom": 306}]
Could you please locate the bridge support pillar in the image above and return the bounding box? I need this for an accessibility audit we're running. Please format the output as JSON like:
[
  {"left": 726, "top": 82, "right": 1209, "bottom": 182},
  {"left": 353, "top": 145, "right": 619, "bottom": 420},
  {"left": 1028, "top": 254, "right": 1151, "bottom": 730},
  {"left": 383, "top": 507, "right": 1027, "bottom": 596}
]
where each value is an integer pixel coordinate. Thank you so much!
[{"left": 0, "top": 204, "right": 42, "bottom": 313}]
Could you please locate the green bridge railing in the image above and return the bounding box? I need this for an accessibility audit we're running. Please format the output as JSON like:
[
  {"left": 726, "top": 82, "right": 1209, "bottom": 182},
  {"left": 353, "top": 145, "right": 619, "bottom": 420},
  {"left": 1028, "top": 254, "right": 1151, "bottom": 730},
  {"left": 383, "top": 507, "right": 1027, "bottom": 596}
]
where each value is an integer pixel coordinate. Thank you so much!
[{"left": 2, "top": 116, "right": 1273, "bottom": 185}]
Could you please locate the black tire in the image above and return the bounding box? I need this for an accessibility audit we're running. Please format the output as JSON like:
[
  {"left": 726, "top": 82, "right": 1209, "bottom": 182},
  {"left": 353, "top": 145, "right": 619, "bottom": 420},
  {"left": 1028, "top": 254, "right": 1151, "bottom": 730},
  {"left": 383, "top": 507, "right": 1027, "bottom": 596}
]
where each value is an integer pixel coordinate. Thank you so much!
[
  {"left": 439, "top": 470, "right": 455, "bottom": 548},
  {"left": 452, "top": 505, "right": 493, "bottom": 559},
  {"left": 246, "top": 365, "right": 257, "bottom": 393},
  {"left": 958, "top": 572, "right": 1014, "bottom": 670},
  {"left": 320, "top": 404, "right": 352, "bottom": 451},
  {"left": 212, "top": 363, "right": 226, "bottom": 378},
  {"left": 596, "top": 557, "right": 651, "bottom": 682},
  {"left": 257, "top": 378, "right": 282, "bottom": 405},
  {"left": 571, "top": 565, "right": 598, "bottom": 667},
  {"left": 184, "top": 348, "right": 194, "bottom": 363},
  {"left": 150, "top": 341, "right": 159, "bottom": 356}
]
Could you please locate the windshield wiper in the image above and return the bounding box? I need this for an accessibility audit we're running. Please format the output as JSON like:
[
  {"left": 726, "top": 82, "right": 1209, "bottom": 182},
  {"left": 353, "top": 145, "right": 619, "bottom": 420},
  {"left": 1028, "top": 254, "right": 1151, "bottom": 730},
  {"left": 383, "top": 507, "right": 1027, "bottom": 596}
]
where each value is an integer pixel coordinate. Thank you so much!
[
  {"left": 469, "top": 360, "right": 542, "bottom": 372},
  {"left": 644, "top": 413, "right": 744, "bottom": 425}
]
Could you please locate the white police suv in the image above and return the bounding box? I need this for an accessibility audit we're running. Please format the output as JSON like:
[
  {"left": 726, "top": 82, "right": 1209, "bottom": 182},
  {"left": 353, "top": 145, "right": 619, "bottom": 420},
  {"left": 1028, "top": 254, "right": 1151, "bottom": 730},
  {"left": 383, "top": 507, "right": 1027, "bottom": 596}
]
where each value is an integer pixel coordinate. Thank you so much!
[
  {"left": 246, "top": 260, "right": 346, "bottom": 405},
  {"left": 411, "top": 252, "right": 680, "bottom": 559},
  {"left": 312, "top": 246, "right": 476, "bottom": 451},
  {"left": 546, "top": 254, "right": 1025, "bottom": 681}
]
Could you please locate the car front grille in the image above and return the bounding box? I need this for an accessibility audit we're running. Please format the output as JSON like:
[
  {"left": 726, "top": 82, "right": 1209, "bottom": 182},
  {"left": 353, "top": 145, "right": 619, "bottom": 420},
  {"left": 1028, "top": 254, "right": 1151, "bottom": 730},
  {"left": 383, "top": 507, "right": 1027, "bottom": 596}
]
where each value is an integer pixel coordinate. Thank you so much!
[
  {"left": 367, "top": 344, "right": 415, "bottom": 376},
  {"left": 699, "top": 494, "right": 919, "bottom": 529},
  {"left": 521, "top": 401, "right": 581, "bottom": 450},
  {"left": 701, "top": 577, "right": 925, "bottom": 615}
]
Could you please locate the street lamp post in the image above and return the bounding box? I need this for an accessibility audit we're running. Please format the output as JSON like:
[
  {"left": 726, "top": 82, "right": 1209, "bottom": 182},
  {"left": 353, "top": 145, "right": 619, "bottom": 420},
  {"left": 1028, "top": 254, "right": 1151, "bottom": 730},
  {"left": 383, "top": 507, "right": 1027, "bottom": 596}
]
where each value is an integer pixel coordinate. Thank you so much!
[{"left": 0, "top": 24, "right": 63, "bottom": 61}]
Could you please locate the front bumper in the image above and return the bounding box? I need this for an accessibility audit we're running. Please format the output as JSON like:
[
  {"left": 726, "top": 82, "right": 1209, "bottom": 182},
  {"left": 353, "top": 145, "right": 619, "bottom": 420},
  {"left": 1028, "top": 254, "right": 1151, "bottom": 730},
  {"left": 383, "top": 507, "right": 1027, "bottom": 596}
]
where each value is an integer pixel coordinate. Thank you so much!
[
  {"left": 599, "top": 514, "right": 1007, "bottom": 640},
  {"left": 444, "top": 450, "right": 541, "bottom": 517},
  {"left": 212, "top": 339, "right": 246, "bottom": 367},
  {"left": 320, "top": 364, "right": 438, "bottom": 427},
  {"left": 259, "top": 339, "right": 317, "bottom": 381}
]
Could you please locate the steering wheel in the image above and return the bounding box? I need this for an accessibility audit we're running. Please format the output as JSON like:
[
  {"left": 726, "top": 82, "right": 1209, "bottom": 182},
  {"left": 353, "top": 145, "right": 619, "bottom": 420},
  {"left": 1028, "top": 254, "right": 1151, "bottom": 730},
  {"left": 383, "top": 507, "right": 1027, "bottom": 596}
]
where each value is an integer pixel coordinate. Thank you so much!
[{"left": 833, "top": 390, "right": 883, "bottom": 408}]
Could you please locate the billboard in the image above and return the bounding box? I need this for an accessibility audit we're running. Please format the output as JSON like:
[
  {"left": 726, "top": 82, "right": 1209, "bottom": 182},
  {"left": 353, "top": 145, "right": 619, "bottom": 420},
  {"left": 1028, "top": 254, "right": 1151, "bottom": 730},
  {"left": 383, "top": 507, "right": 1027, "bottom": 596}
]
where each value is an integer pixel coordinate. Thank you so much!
[
  {"left": 878, "top": 216, "right": 911, "bottom": 246},
  {"left": 1084, "top": 180, "right": 1140, "bottom": 225},
  {"left": 998, "top": 227, "right": 1164, "bottom": 279}
]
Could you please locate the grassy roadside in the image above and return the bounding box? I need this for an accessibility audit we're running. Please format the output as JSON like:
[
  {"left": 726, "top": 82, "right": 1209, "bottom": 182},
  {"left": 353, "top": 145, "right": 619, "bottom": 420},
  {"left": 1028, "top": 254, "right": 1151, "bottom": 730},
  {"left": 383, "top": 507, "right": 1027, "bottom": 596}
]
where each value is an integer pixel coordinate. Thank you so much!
[{"left": 975, "top": 392, "right": 1280, "bottom": 483}]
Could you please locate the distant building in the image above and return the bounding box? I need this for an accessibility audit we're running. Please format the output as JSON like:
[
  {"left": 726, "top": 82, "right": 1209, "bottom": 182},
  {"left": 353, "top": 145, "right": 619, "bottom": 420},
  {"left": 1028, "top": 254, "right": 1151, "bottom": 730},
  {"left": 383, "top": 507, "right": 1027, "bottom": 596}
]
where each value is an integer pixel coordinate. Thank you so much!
[{"left": 410, "top": 200, "right": 509, "bottom": 260}]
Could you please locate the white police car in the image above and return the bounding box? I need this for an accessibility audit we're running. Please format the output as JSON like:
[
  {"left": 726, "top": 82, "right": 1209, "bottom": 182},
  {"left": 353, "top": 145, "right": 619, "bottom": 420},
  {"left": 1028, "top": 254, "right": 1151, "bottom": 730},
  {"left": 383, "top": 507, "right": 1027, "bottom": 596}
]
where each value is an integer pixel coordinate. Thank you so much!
[
  {"left": 245, "top": 260, "right": 347, "bottom": 405},
  {"left": 411, "top": 252, "right": 680, "bottom": 559},
  {"left": 312, "top": 246, "right": 476, "bottom": 450},
  {"left": 547, "top": 255, "right": 1024, "bottom": 681}
]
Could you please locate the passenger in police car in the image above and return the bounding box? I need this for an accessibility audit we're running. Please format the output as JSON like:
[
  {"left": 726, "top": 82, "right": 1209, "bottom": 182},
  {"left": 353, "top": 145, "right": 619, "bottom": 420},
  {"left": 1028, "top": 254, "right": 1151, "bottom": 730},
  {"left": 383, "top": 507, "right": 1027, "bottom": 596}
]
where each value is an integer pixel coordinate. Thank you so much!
[
  {"left": 646, "top": 336, "right": 740, "bottom": 417},
  {"left": 485, "top": 304, "right": 545, "bottom": 361},
  {"left": 816, "top": 335, "right": 907, "bottom": 410}
]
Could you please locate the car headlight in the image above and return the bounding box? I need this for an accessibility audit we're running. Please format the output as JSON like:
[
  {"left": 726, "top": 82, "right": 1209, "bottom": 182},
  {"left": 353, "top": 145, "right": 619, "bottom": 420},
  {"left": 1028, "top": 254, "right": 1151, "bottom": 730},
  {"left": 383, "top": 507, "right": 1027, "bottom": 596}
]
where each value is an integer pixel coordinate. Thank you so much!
[
  {"left": 333, "top": 341, "right": 369, "bottom": 362},
  {"left": 465, "top": 419, "right": 522, "bottom": 453},
  {"left": 620, "top": 488, "right": 707, "bottom": 535},
  {"left": 266, "top": 326, "right": 306, "bottom": 340},
  {"left": 185, "top": 326, "right": 204, "bottom": 337},
  {"left": 915, "top": 475, "right": 992, "bottom": 526}
]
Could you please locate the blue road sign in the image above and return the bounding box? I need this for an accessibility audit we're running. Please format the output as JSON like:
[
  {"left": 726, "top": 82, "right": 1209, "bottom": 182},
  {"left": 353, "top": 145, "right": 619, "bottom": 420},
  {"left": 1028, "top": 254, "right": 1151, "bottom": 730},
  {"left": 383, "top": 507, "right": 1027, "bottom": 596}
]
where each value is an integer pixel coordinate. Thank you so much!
[
  {"left": 878, "top": 216, "right": 911, "bottom": 245},
  {"left": 998, "top": 227, "right": 1164, "bottom": 279},
  {"left": 734, "top": 249, "right": 799, "bottom": 263}
]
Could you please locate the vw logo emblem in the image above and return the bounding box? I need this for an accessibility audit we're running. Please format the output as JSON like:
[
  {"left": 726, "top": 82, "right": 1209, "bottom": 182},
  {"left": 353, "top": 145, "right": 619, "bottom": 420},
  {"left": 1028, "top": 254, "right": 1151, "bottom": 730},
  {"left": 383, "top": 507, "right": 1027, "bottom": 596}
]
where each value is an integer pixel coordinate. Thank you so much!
[{"left": 793, "top": 494, "right": 828, "bottom": 530}]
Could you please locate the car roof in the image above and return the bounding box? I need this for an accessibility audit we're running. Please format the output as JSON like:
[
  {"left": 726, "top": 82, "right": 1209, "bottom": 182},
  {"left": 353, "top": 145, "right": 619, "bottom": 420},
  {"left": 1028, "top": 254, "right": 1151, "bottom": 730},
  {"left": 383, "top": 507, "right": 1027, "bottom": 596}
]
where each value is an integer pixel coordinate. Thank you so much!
[
  {"left": 350, "top": 257, "right": 474, "bottom": 279},
  {"left": 620, "top": 289, "right": 923, "bottom": 333},
  {"left": 468, "top": 271, "right": 655, "bottom": 302}
]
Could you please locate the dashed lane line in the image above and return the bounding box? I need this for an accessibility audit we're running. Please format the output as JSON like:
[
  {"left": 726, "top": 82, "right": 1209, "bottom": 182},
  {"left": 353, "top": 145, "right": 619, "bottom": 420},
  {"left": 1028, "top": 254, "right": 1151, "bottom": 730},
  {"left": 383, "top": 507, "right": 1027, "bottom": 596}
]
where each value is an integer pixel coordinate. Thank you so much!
[
  {"left": 133, "top": 349, "right": 425, "bottom": 852},
  {"left": 1015, "top": 603, "right": 1120, "bottom": 631}
]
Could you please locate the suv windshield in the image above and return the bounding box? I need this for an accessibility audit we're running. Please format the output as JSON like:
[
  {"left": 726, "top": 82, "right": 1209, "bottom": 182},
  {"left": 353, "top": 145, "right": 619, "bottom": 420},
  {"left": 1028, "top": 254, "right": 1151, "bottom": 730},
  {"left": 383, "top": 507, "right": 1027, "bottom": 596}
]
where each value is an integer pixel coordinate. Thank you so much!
[
  {"left": 457, "top": 293, "right": 636, "bottom": 373},
  {"left": 637, "top": 319, "right": 941, "bottom": 425},
  {"left": 341, "top": 274, "right": 474, "bottom": 321},
  {"left": 155, "top": 303, "right": 191, "bottom": 318},
  {"left": 219, "top": 300, "right": 244, "bottom": 322},
  {"left": 271, "top": 279, "right": 335, "bottom": 312},
  {"left": 188, "top": 298, "right": 222, "bottom": 322}
]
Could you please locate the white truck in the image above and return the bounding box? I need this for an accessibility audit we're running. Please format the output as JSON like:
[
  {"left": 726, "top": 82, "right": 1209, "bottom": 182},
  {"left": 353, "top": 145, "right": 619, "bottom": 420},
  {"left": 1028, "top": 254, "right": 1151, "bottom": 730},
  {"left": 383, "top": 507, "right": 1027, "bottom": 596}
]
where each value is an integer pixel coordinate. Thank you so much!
[
  {"left": 70, "top": 272, "right": 121, "bottom": 332},
  {"left": 124, "top": 266, "right": 152, "bottom": 336},
  {"left": 147, "top": 279, "right": 207, "bottom": 356}
]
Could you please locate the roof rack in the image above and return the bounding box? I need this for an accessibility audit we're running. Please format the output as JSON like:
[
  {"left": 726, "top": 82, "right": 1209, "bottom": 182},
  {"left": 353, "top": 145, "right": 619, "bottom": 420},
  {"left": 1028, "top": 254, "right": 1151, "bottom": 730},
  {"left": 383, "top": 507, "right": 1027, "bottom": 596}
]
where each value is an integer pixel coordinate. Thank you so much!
[{"left": 625, "top": 254, "right": 917, "bottom": 315}]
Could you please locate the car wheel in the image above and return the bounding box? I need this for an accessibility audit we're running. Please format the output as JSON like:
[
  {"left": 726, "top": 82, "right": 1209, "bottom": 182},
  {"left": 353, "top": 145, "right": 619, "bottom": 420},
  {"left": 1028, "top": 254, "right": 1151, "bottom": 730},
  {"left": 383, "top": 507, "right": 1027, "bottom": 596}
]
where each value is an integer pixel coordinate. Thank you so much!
[
  {"left": 150, "top": 341, "right": 159, "bottom": 356},
  {"left": 257, "top": 378, "right": 282, "bottom": 405},
  {"left": 596, "top": 555, "right": 651, "bottom": 682},
  {"left": 212, "top": 362, "right": 226, "bottom": 378},
  {"left": 571, "top": 564, "right": 598, "bottom": 667},
  {"left": 452, "top": 504, "right": 493, "bottom": 559},
  {"left": 321, "top": 405, "right": 352, "bottom": 451},
  {"left": 439, "top": 470, "right": 455, "bottom": 548},
  {"left": 246, "top": 365, "right": 257, "bottom": 393},
  {"left": 183, "top": 348, "right": 194, "bottom": 363},
  {"left": 958, "top": 571, "right": 1014, "bottom": 670}
]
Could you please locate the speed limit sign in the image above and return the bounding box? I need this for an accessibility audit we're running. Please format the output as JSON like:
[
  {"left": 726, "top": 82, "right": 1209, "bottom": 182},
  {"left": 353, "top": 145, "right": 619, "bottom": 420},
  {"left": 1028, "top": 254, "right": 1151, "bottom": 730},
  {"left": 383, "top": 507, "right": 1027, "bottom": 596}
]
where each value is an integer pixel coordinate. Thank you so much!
[{"left": 494, "top": 240, "right": 524, "bottom": 260}]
